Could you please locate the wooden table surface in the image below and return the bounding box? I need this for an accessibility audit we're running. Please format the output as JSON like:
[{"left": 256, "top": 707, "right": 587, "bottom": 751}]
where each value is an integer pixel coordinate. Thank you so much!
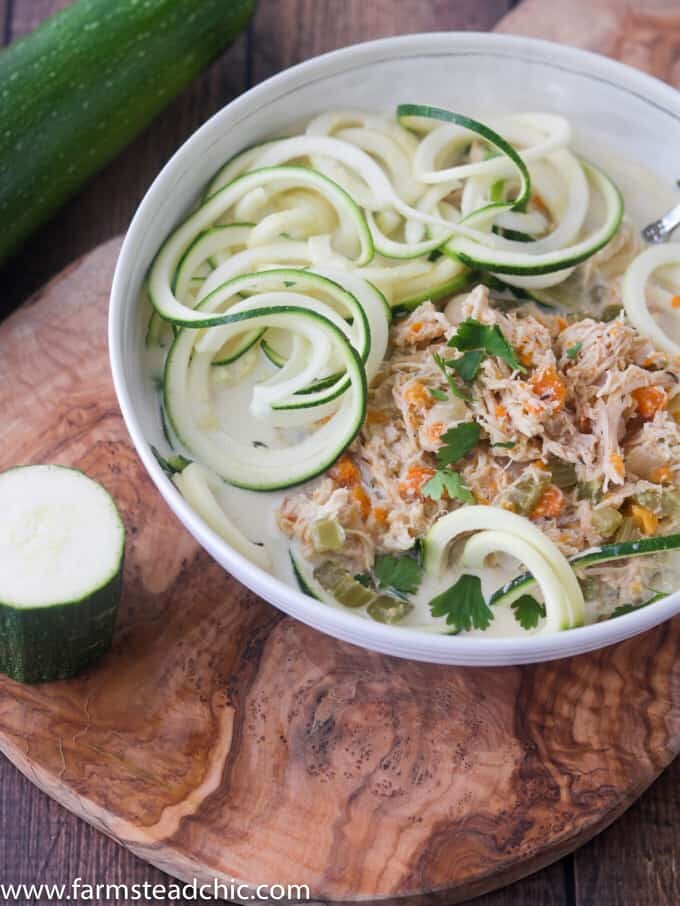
[{"left": 1, "top": 2, "right": 679, "bottom": 904}]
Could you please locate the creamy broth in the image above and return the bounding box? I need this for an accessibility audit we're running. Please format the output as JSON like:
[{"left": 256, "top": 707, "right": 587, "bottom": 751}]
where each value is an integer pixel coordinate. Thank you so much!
[{"left": 145, "top": 111, "right": 680, "bottom": 638}]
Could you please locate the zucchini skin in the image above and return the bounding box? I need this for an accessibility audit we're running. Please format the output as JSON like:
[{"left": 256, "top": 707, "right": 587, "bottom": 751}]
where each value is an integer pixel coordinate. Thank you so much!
[
  {"left": 0, "top": 562, "right": 123, "bottom": 684},
  {"left": 0, "top": 0, "right": 257, "bottom": 266}
]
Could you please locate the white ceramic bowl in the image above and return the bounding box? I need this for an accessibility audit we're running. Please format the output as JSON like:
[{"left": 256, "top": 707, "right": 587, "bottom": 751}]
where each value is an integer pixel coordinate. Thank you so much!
[{"left": 110, "top": 32, "right": 680, "bottom": 666}]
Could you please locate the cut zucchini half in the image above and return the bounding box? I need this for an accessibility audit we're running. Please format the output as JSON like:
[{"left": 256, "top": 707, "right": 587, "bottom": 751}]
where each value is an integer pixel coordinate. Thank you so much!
[{"left": 0, "top": 465, "right": 124, "bottom": 683}]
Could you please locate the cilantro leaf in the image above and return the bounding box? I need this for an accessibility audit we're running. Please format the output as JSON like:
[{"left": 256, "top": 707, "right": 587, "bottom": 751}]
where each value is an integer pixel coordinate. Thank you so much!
[
  {"left": 422, "top": 469, "right": 475, "bottom": 503},
  {"left": 429, "top": 387, "right": 449, "bottom": 402},
  {"left": 491, "top": 440, "right": 516, "bottom": 449},
  {"left": 436, "top": 422, "right": 481, "bottom": 467},
  {"left": 430, "top": 574, "right": 494, "bottom": 632},
  {"left": 449, "top": 318, "right": 526, "bottom": 373},
  {"left": 355, "top": 572, "right": 372, "bottom": 588},
  {"left": 432, "top": 352, "right": 468, "bottom": 401},
  {"left": 449, "top": 349, "right": 484, "bottom": 383},
  {"left": 511, "top": 594, "right": 546, "bottom": 630},
  {"left": 566, "top": 342, "right": 582, "bottom": 359},
  {"left": 374, "top": 554, "right": 424, "bottom": 596}
]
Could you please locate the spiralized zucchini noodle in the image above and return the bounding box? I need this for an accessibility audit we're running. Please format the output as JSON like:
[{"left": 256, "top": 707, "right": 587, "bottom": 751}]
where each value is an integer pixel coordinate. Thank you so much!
[{"left": 144, "top": 105, "right": 680, "bottom": 638}]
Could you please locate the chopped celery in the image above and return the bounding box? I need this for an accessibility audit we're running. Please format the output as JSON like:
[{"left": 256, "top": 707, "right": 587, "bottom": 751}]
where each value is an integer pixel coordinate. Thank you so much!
[
  {"left": 592, "top": 506, "right": 623, "bottom": 538},
  {"left": 310, "top": 517, "right": 346, "bottom": 553},
  {"left": 504, "top": 470, "right": 551, "bottom": 515},
  {"left": 634, "top": 488, "right": 680, "bottom": 519},
  {"left": 314, "top": 562, "right": 374, "bottom": 608},
  {"left": 577, "top": 479, "right": 603, "bottom": 503},
  {"left": 367, "top": 597, "right": 413, "bottom": 624},
  {"left": 614, "top": 516, "right": 639, "bottom": 543},
  {"left": 548, "top": 459, "right": 577, "bottom": 489}
]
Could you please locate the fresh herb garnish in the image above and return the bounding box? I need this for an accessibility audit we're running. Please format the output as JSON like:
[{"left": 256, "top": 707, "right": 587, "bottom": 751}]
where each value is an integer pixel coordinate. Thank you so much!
[
  {"left": 355, "top": 572, "right": 372, "bottom": 588},
  {"left": 610, "top": 592, "right": 665, "bottom": 619},
  {"left": 433, "top": 352, "right": 468, "bottom": 400},
  {"left": 566, "top": 342, "right": 582, "bottom": 359},
  {"left": 253, "top": 440, "right": 269, "bottom": 449},
  {"left": 374, "top": 554, "right": 424, "bottom": 596},
  {"left": 429, "top": 387, "right": 449, "bottom": 402},
  {"left": 449, "top": 349, "right": 484, "bottom": 383},
  {"left": 449, "top": 318, "right": 526, "bottom": 374},
  {"left": 511, "top": 594, "right": 546, "bottom": 630},
  {"left": 491, "top": 440, "right": 516, "bottom": 449},
  {"left": 436, "top": 422, "right": 481, "bottom": 467},
  {"left": 151, "top": 446, "right": 192, "bottom": 476},
  {"left": 430, "top": 574, "right": 494, "bottom": 632},
  {"left": 283, "top": 280, "right": 296, "bottom": 287},
  {"left": 422, "top": 469, "right": 475, "bottom": 503}
]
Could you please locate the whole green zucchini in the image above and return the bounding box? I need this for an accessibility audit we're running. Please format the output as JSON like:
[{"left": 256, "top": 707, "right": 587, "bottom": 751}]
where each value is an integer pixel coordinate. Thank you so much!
[{"left": 0, "top": 0, "right": 256, "bottom": 266}]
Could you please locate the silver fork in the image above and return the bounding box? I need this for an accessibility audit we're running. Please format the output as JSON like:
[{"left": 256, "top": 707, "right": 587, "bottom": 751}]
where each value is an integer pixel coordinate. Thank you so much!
[{"left": 641, "top": 202, "right": 680, "bottom": 244}]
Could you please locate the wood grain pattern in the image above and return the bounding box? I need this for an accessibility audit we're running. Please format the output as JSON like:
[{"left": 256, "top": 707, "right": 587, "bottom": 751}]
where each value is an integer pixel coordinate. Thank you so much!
[
  {"left": 497, "top": 0, "right": 680, "bottom": 88},
  {"left": 1, "top": 1, "right": 680, "bottom": 904},
  {"left": 1, "top": 243, "right": 680, "bottom": 904}
]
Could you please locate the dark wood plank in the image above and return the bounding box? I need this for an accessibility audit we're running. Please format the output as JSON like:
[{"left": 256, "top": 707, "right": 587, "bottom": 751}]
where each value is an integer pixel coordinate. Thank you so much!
[
  {"left": 1, "top": 1, "right": 11, "bottom": 45},
  {"left": 8, "top": 0, "right": 70, "bottom": 33},
  {"left": 0, "top": 0, "right": 249, "bottom": 315},
  {"left": 572, "top": 758, "right": 680, "bottom": 905},
  {"left": 0, "top": 766, "right": 181, "bottom": 905},
  {"left": 251, "top": 0, "right": 515, "bottom": 83}
]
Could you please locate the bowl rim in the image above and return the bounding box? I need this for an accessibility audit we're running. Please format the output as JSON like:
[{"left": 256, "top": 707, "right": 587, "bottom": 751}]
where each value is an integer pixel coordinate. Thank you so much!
[{"left": 109, "top": 30, "right": 680, "bottom": 665}]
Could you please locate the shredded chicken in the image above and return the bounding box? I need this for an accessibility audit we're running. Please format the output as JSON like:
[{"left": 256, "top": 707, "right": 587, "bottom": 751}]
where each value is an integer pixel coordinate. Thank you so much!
[{"left": 278, "top": 277, "right": 680, "bottom": 601}]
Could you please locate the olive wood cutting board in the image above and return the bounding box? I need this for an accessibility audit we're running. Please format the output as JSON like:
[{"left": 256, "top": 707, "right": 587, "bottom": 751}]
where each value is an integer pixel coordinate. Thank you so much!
[{"left": 1, "top": 1, "right": 679, "bottom": 902}]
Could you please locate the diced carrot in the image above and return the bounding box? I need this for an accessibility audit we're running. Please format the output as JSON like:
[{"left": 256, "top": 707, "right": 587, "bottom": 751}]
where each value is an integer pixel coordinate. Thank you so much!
[
  {"left": 556, "top": 316, "right": 568, "bottom": 332},
  {"left": 518, "top": 348, "right": 534, "bottom": 368},
  {"left": 609, "top": 452, "right": 625, "bottom": 479},
  {"left": 531, "top": 485, "right": 565, "bottom": 519},
  {"left": 529, "top": 366, "right": 567, "bottom": 411},
  {"left": 532, "top": 193, "right": 550, "bottom": 216},
  {"left": 373, "top": 507, "right": 389, "bottom": 525},
  {"left": 631, "top": 385, "right": 668, "bottom": 420},
  {"left": 630, "top": 504, "right": 658, "bottom": 535},
  {"left": 366, "top": 407, "right": 389, "bottom": 425},
  {"left": 651, "top": 466, "right": 673, "bottom": 484},
  {"left": 399, "top": 465, "right": 436, "bottom": 497},
  {"left": 532, "top": 459, "right": 548, "bottom": 470},
  {"left": 495, "top": 404, "right": 508, "bottom": 419},
  {"left": 410, "top": 321, "right": 424, "bottom": 333},
  {"left": 330, "top": 454, "right": 361, "bottom": 487},
  {"left": 427, "top": 421, "right": 445, "bottom": 444},
  {"left": 671, "top": 295, "right": 680, "bottom": 308},
  {"left": 351, "top": 484, "right": 372, "bottom": 520},
  {"left": 403, "top": 380, "right": 434, "bottom": 409}
]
